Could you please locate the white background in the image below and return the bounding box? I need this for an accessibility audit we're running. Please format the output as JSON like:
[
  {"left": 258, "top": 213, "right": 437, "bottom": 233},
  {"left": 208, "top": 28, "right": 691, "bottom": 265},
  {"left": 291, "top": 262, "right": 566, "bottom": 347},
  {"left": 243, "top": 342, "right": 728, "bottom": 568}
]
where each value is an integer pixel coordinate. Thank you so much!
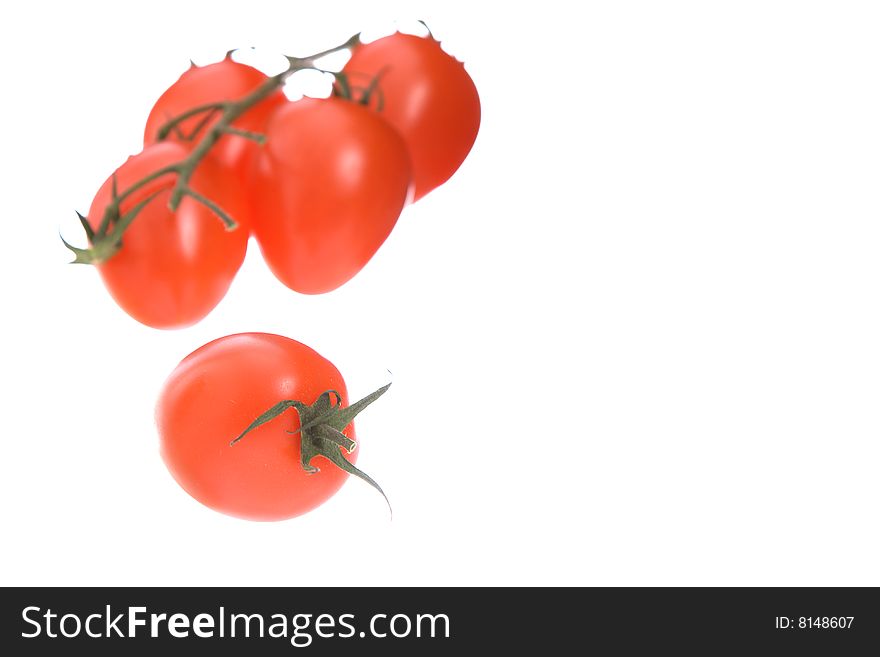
[{"left": 1, "top": 0, "right": 879, "bottom": 586}]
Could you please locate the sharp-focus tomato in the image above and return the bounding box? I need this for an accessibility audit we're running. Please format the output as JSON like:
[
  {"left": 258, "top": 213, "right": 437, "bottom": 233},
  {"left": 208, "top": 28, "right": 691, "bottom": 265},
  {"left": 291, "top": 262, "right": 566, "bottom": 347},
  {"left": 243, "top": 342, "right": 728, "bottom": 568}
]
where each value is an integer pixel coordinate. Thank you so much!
[
  {"left": 343, "top": 32, "right": 481, "bottom": 201},
  {"left": 143, "top": 56, "right": 286, "bottom": 181},
  {"left": 253, "top": 97, "right": 411, "bottom": 294},
  {"left": 87, "top": 142, "right": 248, "bottom": 329},
  {"left": 156, "top": 333, "right": 357, "bottom": 521}
]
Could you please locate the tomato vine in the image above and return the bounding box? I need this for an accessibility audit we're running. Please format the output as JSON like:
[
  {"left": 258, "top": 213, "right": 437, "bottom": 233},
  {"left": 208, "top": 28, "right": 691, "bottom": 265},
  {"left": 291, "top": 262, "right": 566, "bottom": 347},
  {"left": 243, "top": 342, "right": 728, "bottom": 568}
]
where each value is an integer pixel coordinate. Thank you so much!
[{"left": 62, "top": 32, "right": 362, "bottom": 265}]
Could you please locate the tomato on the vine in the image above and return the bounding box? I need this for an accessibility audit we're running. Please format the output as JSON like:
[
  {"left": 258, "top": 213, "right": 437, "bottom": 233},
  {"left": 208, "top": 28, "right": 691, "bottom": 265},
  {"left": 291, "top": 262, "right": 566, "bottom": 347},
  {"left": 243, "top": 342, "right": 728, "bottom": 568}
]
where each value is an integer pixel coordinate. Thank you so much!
[
  {"left": 156, "top": 332, "right": 388, "bottom": 521},
  {"left": 143, "top": 56, "right": 286, "bottom": 181},
  {"left": 87, "top": 142, "right": 248, "bottom": 329},
  {"left": 343, "top": 32, "right": 480, "bottom": 200},
  {"left": 252, "top": 96, "right": 411, "bottom": 294}
]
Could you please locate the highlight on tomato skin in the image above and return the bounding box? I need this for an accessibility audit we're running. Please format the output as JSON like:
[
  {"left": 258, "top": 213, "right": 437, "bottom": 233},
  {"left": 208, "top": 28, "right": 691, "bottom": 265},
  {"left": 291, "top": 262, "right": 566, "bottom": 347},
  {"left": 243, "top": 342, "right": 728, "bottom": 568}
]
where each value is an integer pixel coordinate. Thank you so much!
[
  {"left": 252, "top": 96, "right": 412, "bottom": 294},
  {"left": 156, "top": 333, "right": 377, "bottom": 521},
  {"left": 86, "top": 143, "right": 249, "bottom": 329},
  {"left": 343, "top": 31, "right": 481, "bottom": 201}
]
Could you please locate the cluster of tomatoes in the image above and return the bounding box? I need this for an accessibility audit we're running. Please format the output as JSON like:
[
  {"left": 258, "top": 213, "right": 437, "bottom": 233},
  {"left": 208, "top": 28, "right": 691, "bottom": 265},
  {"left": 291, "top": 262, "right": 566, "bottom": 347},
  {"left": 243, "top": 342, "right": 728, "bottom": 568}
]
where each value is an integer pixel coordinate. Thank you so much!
[
  {"left": 73, "top": 30, "right": 480, "bottom": 521},
  {"left": 84, "top": 31, "right": 480, "bottom": 329}
]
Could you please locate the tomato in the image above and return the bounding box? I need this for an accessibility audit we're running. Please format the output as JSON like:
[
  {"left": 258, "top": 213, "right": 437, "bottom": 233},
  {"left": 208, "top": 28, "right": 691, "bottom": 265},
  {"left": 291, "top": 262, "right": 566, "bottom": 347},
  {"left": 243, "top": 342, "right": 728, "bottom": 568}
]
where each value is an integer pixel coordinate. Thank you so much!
[
  {"left": 87, "top": 142, "right": 248, "bottom": 328},
  {"left": 156, "top": 333, "right": 386, "bottom": 521},
  {"left": 143, "top": 56, "right": 286, "bottom": 181},
  {"left": 252, "top": 97, "right": 411, "bottom": 294},
  {"left": 343, "top": 32, "right": 480, "bottom": 201}
]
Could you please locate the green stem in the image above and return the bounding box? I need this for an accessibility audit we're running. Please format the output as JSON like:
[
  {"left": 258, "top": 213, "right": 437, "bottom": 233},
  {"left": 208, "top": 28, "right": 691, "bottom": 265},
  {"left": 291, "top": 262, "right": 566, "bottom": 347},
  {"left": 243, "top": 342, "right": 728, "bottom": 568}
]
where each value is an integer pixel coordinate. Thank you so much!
[
  {"left": 154, "top": 102, "right": 227, "bottom": 141},
  {"left": 289, "top": 32, "right": 361, "bottom": 65},
  {"left": 182, "top": 189, "right": 237, "bottom": 230},
  {"left": 222, "top": 126, "right": 267, "bottom": 144}
]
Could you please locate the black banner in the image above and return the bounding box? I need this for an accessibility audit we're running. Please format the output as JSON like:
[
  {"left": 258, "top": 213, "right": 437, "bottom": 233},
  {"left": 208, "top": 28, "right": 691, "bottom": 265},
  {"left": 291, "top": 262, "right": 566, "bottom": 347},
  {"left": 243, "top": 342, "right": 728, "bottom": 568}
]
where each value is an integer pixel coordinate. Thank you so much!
[{"left": 1, "top": 587, "right": 877, "bottom": 654}]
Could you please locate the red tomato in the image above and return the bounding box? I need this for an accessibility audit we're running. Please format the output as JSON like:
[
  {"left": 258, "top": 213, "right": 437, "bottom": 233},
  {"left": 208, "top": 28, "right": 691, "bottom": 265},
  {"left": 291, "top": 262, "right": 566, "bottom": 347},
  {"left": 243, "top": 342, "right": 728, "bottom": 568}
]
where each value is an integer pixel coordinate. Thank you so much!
[
  {"left": 87, "top": 142, "right": 248, "bottom": 328},
  {"left": 143, "top": 56, "right": 286, "bottom": 181},
  {"left": 156, "top": 333, "right": 358, "bottom": 521},
  {"left": 253, "top": 97, "right": 411, "bottom": 294},
  {"left": 343, "top": 32, "right": 481, "bottom": 200}
]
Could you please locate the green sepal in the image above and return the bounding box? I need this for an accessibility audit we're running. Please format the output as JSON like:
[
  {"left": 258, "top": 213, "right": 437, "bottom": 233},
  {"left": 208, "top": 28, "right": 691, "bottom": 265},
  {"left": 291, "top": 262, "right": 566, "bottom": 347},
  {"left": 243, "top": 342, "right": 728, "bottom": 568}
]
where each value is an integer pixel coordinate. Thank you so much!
[
  {"left": 417, "top": 19, "right": 435, "bottom": 40},
  {"left": 359, "top": 69, "right": 388, "bottom": 112},
  {"left": 60, "top": 232, "right": 95, "bottom": 265},
  {"left": 63, "top": 190, "right": 162, "bottom": 265},
  {"left": 100, "top": 189, "right": 164, "bottom": 250},
  {"left": 332, "top": 72, "right": 353, "bottom": 101},
  {"left": 230, "top": 399, "right": 308, "bottom": 445},
  {"left": 76, "top": 211, "right": 95, "bottom": 242},
  {"left": 231, "top": 384, "right": 392, "bottom": 513}
]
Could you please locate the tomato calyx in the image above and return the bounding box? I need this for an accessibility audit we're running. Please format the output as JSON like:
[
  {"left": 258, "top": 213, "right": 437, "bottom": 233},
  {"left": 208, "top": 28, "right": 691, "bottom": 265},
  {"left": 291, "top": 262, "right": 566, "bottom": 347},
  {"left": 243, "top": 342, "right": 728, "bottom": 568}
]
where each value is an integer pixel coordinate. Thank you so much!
[
  {"left": 231, "top": 383, "right": 392, "bottom": 513},
  {"left": 62, "top": 181, "right": 169, "bottom": 264},
  {"left": 332, "top": 70, "right": 387, "bottom": 110},
  {"left": 62, "top": 161, "right": 239, "bottom": 265}
]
